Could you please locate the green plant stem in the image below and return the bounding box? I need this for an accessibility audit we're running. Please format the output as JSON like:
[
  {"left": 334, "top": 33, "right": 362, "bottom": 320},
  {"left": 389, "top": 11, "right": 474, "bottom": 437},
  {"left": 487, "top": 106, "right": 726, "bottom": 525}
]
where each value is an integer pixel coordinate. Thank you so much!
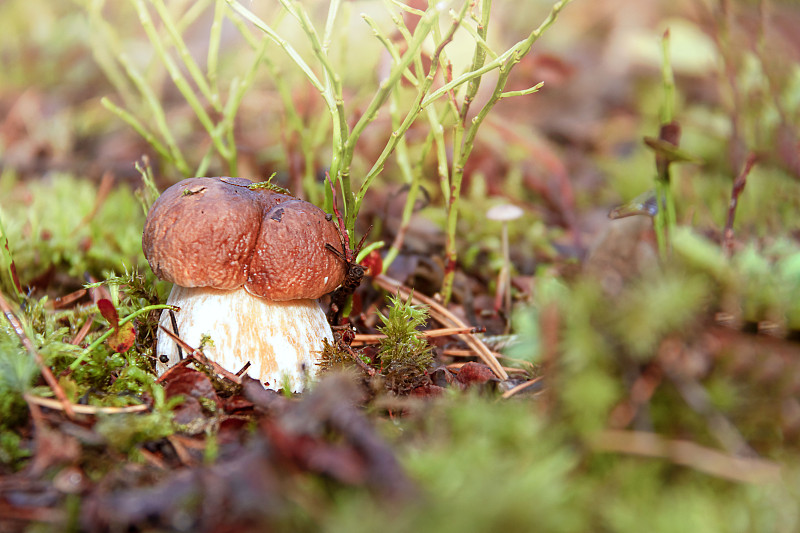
[
  {"left": 226, "top": 1, "right": 325, "bottom": 93},
  {"left": 355, "top": 241, "right": 385, "bottom": 263},
  {"left": 227, "top": 13, "right": 319, "bottom": 199},
  {"left": 70, "top": 305, "right": 178, "bottom": 370},
  {"left": 84, "top": 0, "right": 138, "bottom": 111},
  {"left": 0, "top": 210, "right": 22, "bottom": 300},
  {"left": 348, "top": 4, "right": 464, "bottom": 239},
  {"left": 277, "top": 0, "right": 348, "bottom": 214},
  {"left": 660, "top": 29, "right": 675, "bottom": 125},
  {"left": 362, "top": 14, "right": 419, "bottom": 86},
  {"left": 149, "top": 0, "right": 222, "bottom": 111},
  {"left": 114, "top": 52, "right": 192, "bottom": 176},
  {"left": 384, "top": 126, "right": 438, "bottom": 270},
  {"left": 459, "top": 0, "right": 492, "bottom": 123},
  {"left": 101, "top": 98, "right": 172, "bottom": 165},
  {"left": 654, "top": 29, "right": 677, "bottom": 260},
  {"left": 421, "top": 0, "right": 571, "bottom": 110},
  {"left": 207, "top": 0, "right": 226, "bottom": 102},
  {"left": 440, "top": 0, "right": 572, "bottom": 303},
  {"left": 386, "top": 0, "right": 425, "bottom": 16},
  {"left": 134, "top": 0, "right": 234, "bottom": 171}
]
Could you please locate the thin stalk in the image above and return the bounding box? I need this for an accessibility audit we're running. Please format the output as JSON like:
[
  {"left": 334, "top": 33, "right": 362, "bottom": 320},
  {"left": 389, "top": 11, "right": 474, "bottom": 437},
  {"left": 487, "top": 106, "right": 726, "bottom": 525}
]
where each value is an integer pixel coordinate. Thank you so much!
[
  {"left": 421, "top": 0, "right": 570, "bottom": 112},
  {"left": 101, "top": 98, "right": 174, "bottom": 165},
  {"left": 207, "top": 0, "right": 226, "bottom": 102},
  {"left": 386, "top": 0, "right": 426, "bottom": 16},
  {"left": 459, "top": 0, "right": 492, "bottom": 123},
  {"left": 70, "top": 305, "right": 178, "bottom": 370},
  {"left": 0, "top": 210, "right": 22, "bottom": 299},
  {"left": 440, "top": 0, "right": 572, "bottom": 302},
  {"left": 227, "top": 13, "right": 319, "bottom": 198},
  {"left": 134, "top": 0, "right": 233, "bottom": 168},
  {"left": 84, "top": 0, "right": 138, "bottom": 110},
  {"left": 226, "top": 1, "right": 325, "bottom": 93},
  {"left": 115, "top": 52, "right": 192, "bottom": 175},
  {"left": 363, "top": 14, "right": 419, "bottom": 86},
  {"left": 382, "top": 91, "right": 419, "bottom": 270},
  {"left": 660, "top": 29, "right": 675, "bottom": 125},
  {"left": 348, "top": 3, "right": 466, "bottom": 238},
  {"left": 277, "top": 0, "right": 348, "bottom": 215},
  {"left": 149, "top": 0, "right": 222, "bottom": 111},
  {"left": 176, "top": 0, "right": 213, "bottom": 32},
  {"left": 654, "top": 29, "right": 677, "bottom": 260}
]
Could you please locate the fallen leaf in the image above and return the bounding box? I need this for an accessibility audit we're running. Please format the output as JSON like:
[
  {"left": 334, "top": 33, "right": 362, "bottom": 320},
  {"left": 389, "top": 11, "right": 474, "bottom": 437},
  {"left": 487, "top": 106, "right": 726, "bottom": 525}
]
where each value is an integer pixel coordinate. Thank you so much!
[
  {"left": 455, "top": 362, "right": 497, "bottom": 387},
  {"left": 106, "top": 321, "right": 135, "bottom": 353}
]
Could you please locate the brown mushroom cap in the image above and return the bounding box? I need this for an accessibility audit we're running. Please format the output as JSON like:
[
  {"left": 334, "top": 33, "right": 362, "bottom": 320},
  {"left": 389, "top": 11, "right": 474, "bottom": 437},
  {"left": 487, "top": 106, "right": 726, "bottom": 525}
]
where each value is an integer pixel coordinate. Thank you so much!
[{"left": 143, "top": 177, "right": 346, "bottom": 300}]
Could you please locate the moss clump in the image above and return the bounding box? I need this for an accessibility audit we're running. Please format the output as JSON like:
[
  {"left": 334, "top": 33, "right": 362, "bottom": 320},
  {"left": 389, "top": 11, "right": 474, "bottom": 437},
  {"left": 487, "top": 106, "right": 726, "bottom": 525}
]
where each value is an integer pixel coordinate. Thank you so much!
[{"left": 376, "top": 294, "right": 433, "bottom": 393}]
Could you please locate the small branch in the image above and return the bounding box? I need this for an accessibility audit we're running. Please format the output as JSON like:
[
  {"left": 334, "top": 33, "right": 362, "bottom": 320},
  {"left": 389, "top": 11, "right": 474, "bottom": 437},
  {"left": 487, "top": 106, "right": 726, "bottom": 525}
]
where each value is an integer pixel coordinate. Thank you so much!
[
  {"left": 352, "top": 326, "right": 485, "bottom": 345},
  {"left": 0, "top": 291, "right": 75, "bottom": 419},
  {"left": 374, "top": 274, "right": 508, "bottom": 380},
  {"left": 723, "top": 152, "right": 757, "bottom": 257},
  {"left": 339, "top": 341, "right": 377, "bottom": 376},
  {"left": 23, "top": 394, "right": 148, "bottom": 415},
  {"left": 69, "top": 314, "right": 95, "bottom": 346},
  {"left": 500, "top": 82, "right": 544, "bottom": 98},
  {"left": 500, "top": 376, "right": 545, "bottom": 399},
  {"left": 158, "top": 326, "right": 243, "bottom": 385},
  {"left": 590, "top": 430, "right": 781, "bottom": 484}
]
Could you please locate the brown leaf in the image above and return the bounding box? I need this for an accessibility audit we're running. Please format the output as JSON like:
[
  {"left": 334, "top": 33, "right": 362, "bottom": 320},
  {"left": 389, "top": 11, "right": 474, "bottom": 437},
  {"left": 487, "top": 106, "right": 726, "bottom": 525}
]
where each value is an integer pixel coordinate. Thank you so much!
[
  {"left": 409, "top": 383, "right": 445, "bottom": 398},
  {"left": 455, "top": 362, "right": 497, "bottom": 387},
  {"left": 162, "top": 367, "right": 222, "bottom": 428}
]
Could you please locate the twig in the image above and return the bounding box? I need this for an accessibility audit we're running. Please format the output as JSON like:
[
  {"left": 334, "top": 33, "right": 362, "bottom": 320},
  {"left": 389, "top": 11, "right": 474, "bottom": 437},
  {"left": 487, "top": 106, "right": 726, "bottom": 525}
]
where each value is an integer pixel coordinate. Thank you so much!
[
  {"left": 69, "top": 314, "right": 95, "bottom": 346},
  {"left": 167, "top": 434, "right": 196, "bottom": 466},
  {"left": 441, "top": 348, "right": 534, "bottom": 371},
  {"left": 154, "top": 357, "right": 194, "bottom": 384},
  {"left": 723, "top": 152, "right": 757, "bottom": 257},
  {"left": 235, "top": 361, "right": 252, "bottom": 377},
  {"left": 339, "top": 341, "right": 377, "bottom": 376},
  {"left": 73, "top": 171, "right": 114, "bottom": 234},
  {"left": 23, "top": 394, "right": 148, "bottom": 415},
  {"left": 352, "top": 326, "right": 484, "bottom": 345},
  {"left": 53, "top": 288, "right": 87, "bottom": 309},
  {"left": 608, "top": 363, "right": 663, "bottom": 429},
  {"left": 501, "top": 376, "right": 545, "bottom": 399},
  {"left": 373, "top": 274, "right": 508, "bottom": 380},
  {"left": 0, "top": 291, "right": 75, "bottom": 419},
  {"left": 590, "top": 430, "right": 781, "bottom": 484},
  {"left": 158, "top": 326, "right": 243, "bottom": 385}
]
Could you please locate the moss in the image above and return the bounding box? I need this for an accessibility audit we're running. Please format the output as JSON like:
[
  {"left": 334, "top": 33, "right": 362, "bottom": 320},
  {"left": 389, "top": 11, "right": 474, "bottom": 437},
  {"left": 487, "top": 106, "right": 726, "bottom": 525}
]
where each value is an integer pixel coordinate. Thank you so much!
[{"left": 376, "top": 294, "right": 433, "bottom": 393}]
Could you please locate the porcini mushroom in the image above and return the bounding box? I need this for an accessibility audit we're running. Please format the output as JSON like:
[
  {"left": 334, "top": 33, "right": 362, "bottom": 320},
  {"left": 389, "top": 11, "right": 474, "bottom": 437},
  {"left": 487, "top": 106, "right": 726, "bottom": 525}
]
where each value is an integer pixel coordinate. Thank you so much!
[{"left": 142, "top": 177, "right": 346, "bottom": 392}]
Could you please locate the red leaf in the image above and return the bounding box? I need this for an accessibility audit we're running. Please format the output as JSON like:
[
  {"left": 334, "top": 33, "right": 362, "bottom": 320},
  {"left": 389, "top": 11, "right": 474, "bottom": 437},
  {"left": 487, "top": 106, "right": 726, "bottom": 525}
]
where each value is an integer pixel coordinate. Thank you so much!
[
  {"left": 360, "top": 250, "right": 383, "bottom": 277},
  {"left": 97, "top": 299, "right": 119, "bottom": 327}
]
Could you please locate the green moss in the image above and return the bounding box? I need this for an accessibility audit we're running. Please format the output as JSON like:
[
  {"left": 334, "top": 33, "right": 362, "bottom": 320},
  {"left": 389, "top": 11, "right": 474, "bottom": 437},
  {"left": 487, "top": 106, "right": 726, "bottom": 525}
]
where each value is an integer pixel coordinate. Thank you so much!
[
  {"left": 0, "top": 173, "right": 147, "bottom": 285},
  {"left": 376, "top": 294, "right": 433, "bottom": 392}
]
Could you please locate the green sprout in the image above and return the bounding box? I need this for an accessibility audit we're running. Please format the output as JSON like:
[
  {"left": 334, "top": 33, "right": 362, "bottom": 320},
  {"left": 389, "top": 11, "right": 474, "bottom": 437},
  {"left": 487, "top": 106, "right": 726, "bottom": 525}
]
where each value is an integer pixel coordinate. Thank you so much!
[{"left": 376, "top": 293, "right": 433, "bottom": 392}]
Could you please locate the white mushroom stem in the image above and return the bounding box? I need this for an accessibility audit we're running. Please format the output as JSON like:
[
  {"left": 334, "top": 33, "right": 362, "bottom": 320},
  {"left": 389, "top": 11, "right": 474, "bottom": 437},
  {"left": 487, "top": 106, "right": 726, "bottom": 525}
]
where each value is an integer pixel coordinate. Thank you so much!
[{"left": 155, "top": 285, "right": 333, "bottom": 392}]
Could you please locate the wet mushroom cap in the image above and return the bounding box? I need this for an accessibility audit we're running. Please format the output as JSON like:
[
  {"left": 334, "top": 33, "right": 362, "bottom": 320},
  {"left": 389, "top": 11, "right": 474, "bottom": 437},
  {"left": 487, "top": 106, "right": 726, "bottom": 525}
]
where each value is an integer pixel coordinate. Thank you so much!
[{"left": 143, "top": 177, "right": 346, "bottom": 300}]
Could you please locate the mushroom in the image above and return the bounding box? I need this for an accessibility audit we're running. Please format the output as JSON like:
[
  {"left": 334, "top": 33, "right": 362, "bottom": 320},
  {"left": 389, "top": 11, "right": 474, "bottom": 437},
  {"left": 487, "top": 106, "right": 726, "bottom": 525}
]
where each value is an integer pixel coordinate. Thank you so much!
[
  {"left": 142, "top": 177, "right": 346, "bottom": 392},
  {"left": 486, "top": 203, "right": 524, "bottom": 328}
]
